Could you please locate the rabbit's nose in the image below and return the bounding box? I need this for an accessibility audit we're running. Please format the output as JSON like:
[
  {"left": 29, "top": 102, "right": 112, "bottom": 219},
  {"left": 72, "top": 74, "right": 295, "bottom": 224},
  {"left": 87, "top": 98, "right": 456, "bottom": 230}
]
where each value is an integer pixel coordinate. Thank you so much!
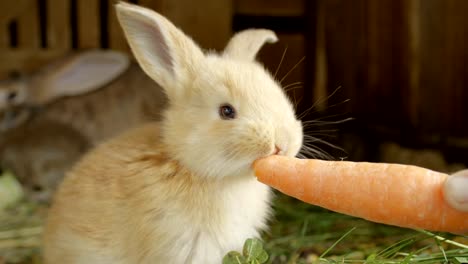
[{"left": 273, "top": 145, "right": 280, "bottom": 155}]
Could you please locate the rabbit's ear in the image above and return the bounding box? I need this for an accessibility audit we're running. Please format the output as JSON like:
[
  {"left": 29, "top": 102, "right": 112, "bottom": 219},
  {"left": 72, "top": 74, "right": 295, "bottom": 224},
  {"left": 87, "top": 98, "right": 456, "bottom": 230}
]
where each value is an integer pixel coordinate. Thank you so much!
[
  {"left": 38, "top": 50, "right": 129, "bottom": 103},
  {"left": 116, "top": 2, "right": 204, "bottom": 101},
  {"left": 223, "top": 29, "right": 278, "bottom": 61}
]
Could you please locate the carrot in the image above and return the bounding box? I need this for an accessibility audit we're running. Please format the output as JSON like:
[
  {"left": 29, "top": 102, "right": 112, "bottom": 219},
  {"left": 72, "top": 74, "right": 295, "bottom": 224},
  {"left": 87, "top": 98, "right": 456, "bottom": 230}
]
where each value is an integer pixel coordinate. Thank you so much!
[{"left": 253, "top": 155, "right": 468, "bottom": 234}]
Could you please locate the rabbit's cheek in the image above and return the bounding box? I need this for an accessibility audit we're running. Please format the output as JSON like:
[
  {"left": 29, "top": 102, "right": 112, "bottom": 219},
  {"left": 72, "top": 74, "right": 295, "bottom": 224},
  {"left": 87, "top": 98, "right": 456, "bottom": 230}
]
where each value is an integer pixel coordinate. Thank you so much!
[{"left": 237, "top": 122, "right": 275, "bottom": 158}]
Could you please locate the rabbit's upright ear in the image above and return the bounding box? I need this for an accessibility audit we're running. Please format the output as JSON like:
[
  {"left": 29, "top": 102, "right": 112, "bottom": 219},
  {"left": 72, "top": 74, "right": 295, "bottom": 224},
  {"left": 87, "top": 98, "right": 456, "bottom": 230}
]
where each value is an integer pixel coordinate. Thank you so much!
[
  {"left": 116, "top": 2, "right": 204, "bottom": 101},
  {"left": 36, "top": 50, "right": 129, "bottom": 104},
  {"left": 223, "top": 29, "right": 278, "bottom": 61}
]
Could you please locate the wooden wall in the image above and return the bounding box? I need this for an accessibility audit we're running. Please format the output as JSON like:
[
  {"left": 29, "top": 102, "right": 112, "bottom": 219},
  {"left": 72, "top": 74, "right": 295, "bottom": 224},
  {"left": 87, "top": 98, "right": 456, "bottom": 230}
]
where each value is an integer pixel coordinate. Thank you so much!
[
  {"left": 234, "top": 0, "right": 307, "bottom": 107},
  {"left": 0, "top": 0, "right": 232, "bottom": 79},
  {"left": 318, "top": 0, "right": 468, "bottom": 146},
  {"left": 1, "top": 0, "right": 467, "bottom": 149}
]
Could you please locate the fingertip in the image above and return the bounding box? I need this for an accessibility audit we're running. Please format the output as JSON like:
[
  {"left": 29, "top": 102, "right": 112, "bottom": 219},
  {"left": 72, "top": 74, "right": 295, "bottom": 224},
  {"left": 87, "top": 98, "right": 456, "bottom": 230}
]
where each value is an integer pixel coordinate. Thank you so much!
[{"left": 444, "top": 170, "right": 468, "bottom": 212}]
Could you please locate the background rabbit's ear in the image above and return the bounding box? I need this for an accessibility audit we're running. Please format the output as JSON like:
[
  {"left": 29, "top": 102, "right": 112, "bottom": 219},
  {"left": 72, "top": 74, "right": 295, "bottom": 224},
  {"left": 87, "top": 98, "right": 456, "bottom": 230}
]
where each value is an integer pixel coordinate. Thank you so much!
[
  {"left": 116, "top": 2, "right": 204, "bottom": 101},
  {"left": 223, "top": 29, "right": 278, "bottom": 61},
  {"left": 38, "top": 50, "right": 129, "bottom": 104}
]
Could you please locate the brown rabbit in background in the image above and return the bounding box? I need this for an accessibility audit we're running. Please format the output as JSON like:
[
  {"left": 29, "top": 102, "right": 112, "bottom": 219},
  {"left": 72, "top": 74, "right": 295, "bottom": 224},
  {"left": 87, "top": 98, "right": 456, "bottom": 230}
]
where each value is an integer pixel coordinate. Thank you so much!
[
  {"left": 0, "top": 120, "right": 90, "bottom": 202},
  {"left": 0, "top": 50, "right": 167, "bottom": 142},
  {"left": 0, "top": 50, "right": 167, "bottom": 201},
  {"left": 43, "top": 3, "right": 303, "bottom": 264}
]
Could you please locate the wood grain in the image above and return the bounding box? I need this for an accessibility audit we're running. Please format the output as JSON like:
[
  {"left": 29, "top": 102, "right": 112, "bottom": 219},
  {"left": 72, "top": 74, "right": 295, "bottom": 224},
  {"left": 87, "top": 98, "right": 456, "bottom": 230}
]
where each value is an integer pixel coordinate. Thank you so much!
[
  {"left": 257, "top": 33, "right": 305, "bottom": 108},
  {"left": 235, "top": 0, "right": 304, "bottom": 17},
  {"left": 17, "top": 0, "right": 40, "bottom": 49},
  {"left": 77, "top": 0, "right": 100, "bottom": 48},
  {"left": 108, "top": 0, "right": 129, "bottom": 52},
  {"left": 47, "top": 0, "right": 71, "bottom": 49},
  {"left": 140, "top": 0, "right": 232, "bottom": 51}
]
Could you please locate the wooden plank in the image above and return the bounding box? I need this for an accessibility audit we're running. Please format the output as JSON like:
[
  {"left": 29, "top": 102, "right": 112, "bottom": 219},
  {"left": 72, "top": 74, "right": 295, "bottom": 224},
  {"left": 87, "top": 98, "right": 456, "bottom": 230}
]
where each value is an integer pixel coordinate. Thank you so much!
[
  {"left": 140, "top": 0, "right": 233, "bottom": 51},
  {"left": 235, "top": 0, "right": 304, "bottom": 17},
  {"left": 322, "top": 0, "right": 368, "bottom": 116},
  {"left": 444, "top": 0, "right": 467, "bottom": 136},
  {"left": 418, "top": 0, "right": 450, "bottom": 135},
  {"left": 366, "top": 0, "right": 380, "bottom": 101},
  {"left": 257, "top": 33, "right": 305, "bottom": 107},
  {"left": 108, "top": 0, "right": 130, "bottom": 53},
  {"left": 0, "top": 0, "right": 30, "bottom": 25},
  {"left": 0, "top": 25, "right": 9, "bottom": 49},
  {"left": 407, "top": 0, "right": 421, "bottom": 128},
  {"left": 77, "top": 0, "right": 100, "bottom": 48},
  {"left": 47, "top": 0, "right": 71, "bottom": 50},
  {"left": 17, "top": 0, "right": 40, "bottom": 48},
  {"left": 0, "top": 0, "right": 30, "bottom": 49},
  {"left": 301, "top": 0, "right": 318, "bottom": 114},
  {"left": 313, "top": 0, "right": 327, "bottom": 112},
  {"left": 370, "top": 0, "right": 467, "bottom": 139}
]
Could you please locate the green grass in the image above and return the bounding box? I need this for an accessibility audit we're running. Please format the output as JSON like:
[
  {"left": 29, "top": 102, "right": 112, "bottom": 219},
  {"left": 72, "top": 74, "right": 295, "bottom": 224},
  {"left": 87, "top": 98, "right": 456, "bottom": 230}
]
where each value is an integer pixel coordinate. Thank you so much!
[
  {"left": 262, "top": 193, "right": 468, "bottom": 264},
  {"left": 1, "top": 193, "right": 467, "bottom": 264}
]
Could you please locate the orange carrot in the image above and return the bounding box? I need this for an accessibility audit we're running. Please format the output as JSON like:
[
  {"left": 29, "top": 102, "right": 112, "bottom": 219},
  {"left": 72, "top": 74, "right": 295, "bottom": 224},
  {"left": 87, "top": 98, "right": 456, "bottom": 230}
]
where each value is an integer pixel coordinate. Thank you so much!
[{"left": 253, "top": 155, "right": 468, "bottom": 234}]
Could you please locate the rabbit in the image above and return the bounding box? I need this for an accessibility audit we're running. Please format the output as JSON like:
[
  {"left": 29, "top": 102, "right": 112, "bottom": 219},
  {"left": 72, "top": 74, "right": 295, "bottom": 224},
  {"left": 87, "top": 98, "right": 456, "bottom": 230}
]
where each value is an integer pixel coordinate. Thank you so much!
[
  {"left": 0, "top": 50, "right": 167, "bottom": 143},
  {"left": 43, "top": 2, "right": 303, "bottom": 264},
  {"left": 0, "top": 73, "right": 29, "bottom": 130},
  {"left": 0, "top": 50, "right": 129, "bottom": 132},
  {"left": 0, "top": 50, "right": 167, "bottom": 200},
  {"left": 0, "top": 119, "right": 90, "bottom": 202}
]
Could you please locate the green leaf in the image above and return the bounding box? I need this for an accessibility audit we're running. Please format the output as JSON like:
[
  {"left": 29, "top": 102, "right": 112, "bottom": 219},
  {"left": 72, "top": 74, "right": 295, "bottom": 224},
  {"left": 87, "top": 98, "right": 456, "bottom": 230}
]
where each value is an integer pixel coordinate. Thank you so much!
[
  {"left": 0, "top": 171, "right": 24, "bottom": 210},
  {"left": 243, "top": 238, "right": 264, "bottom": 261},
  {"left": 223, "top": 251, "right": 246, "bottom": 264},
  {"left": 256, "top": 250, "right": 269, "bottom": 263}
]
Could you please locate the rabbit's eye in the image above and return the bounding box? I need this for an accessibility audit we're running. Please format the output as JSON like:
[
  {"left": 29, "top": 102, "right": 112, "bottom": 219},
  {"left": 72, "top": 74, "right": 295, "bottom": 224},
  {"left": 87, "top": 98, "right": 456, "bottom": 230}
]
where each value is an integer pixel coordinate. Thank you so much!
[
  {"left": 7, "top": 91, "right": 17, "bottom": 101},
  {"left": 219, "top": 104, "right": 236, "bottom": 120}
]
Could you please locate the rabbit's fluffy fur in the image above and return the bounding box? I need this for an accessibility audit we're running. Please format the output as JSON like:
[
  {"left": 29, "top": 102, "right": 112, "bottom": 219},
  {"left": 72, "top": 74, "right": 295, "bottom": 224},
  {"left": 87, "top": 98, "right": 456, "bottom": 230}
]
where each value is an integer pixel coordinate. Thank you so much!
[
  {"left": 44, "top": 124, "right": 272, "bottom": 263},
  {"left": 43, "top": 3, "right": 303, "bottom": 264}
]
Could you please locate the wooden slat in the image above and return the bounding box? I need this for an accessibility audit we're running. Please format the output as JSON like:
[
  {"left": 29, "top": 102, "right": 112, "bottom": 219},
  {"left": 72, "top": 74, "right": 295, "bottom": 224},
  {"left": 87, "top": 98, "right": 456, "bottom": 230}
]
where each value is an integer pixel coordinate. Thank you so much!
[
  {"left": 366, "top": 0, "right": 380, "bottom": 97},
  {"left": 0, "top": 0, "right": 30, "bottom": 25},
  {"left": 235, "top": 0, "right": 304, "bottom": 17},
  {"left": 108, "top": 0, "right": 130, "bottom": 53},
  {"left": 418, "top": 0, "right": 450, "bottom": 135},
  {"left": 0, "top": 0, "right": 31, "bottom": 49},
  {"left": 443, "top": 0, "right": 467, "bottom": 136},
  {"left": 323, "top": 0, "right": 368, "bottom": 116},
  {"left": 17, "top": 0, "right": 40, "bottom": 48},
  {"left": 47, "top": 0, "right": 71, "bottom": 50},
  {"left": 313, "top": 0, "right": 327, "bottom": 112},
  {"left": 140, "top": 0, "right": 232, "bottom": 51},
  {"left": 407, "top": 0, "right": 421, "bottom": 127},
  {"left": 77, "top": 0, "right": 100, "bottom": 48},
  {"left": 257, "top": 34, "right": 305, "bottom": 105},
  {"left": 0, "top": 25, "right": 9, "bottom": 49}
]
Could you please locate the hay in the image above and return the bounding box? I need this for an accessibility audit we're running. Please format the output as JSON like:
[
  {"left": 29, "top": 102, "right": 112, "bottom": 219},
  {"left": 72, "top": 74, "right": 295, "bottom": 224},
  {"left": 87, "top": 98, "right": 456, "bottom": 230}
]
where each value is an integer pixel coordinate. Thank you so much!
[{"left": 0, "top": 200, "right": 45, "bottom": 263}]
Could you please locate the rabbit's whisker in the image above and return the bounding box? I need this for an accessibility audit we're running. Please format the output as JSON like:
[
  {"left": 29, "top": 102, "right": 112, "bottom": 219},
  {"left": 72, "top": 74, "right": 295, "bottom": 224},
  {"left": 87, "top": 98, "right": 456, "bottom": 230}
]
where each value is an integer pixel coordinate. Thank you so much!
[
  {"left": 279, "top": 56, "right": 305, "bottom": 84},
  {"left": 274, "top": 46, "right": 288, "bottom": 79},
  {"left": 297, "top": 86, "right": 343, "bottom": 120}
]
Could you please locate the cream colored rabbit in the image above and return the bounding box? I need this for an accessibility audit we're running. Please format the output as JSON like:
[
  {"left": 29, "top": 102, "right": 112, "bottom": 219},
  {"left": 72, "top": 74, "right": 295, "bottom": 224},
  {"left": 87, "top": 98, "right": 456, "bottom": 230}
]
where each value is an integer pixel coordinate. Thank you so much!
[{"left": 43, "top": 3, "right": 303, "bottom": 264}]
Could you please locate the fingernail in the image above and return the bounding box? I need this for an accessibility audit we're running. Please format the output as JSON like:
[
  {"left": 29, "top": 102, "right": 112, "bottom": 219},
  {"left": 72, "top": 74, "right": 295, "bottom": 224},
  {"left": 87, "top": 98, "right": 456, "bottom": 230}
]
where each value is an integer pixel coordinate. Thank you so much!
[{"left": 446, "top": 175, "right": 468, "bottom": 204}]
